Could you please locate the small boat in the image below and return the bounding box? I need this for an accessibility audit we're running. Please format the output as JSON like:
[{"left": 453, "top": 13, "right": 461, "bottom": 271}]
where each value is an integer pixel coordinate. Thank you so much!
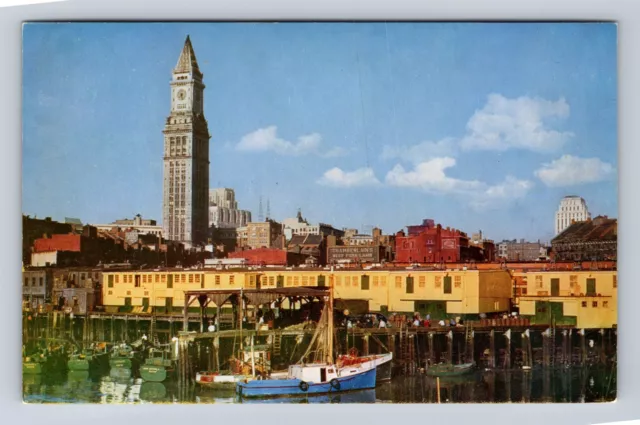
[
  {"left": 109, "top": 343, "right": 140, "bottom": 370},
  {"left": 425, "top": 362, "right": 475, "bottom": 377},
  {"left": 68, "top": 343, "right": 109, "bottom": 371},
  {"left": 23, "top": 346, "right": 66, "bottom": 375},
  {"left": 196, "top": 344, "right": 271, "bottom": 388},
  {"left": 140, "top": 349, "right": 175, "bottom": 382}
]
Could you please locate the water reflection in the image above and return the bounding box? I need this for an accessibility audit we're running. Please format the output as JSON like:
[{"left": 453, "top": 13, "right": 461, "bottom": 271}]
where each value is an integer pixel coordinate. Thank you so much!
[{"left": 23, "top": 365, "right": 615, "bottom": 404}]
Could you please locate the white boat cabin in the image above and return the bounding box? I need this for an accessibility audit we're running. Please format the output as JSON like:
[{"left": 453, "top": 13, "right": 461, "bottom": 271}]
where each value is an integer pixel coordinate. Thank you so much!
[{"left": 287, "top": 363, "right": 340, "bottom": 383}]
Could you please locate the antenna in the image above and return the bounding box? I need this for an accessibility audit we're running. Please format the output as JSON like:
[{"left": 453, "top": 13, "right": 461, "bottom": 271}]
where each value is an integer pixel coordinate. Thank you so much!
[
  {"left": 258, "top": 196, "right": 264, "bottom": 222},
  {"left": 266, "top": 199, "right": 271, "bottom": 220}
]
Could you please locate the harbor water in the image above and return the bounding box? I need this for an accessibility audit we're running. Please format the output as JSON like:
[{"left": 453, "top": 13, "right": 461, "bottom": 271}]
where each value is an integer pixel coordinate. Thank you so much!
[{"left": 23, "top": 365, "right": 616, "bottom": 404}]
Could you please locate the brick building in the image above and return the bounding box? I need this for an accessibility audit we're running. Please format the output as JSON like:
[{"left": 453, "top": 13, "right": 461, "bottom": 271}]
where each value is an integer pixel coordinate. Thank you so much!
[
  {"left": 551, "top": 215, "right": 617, "bottom": 261},
  {"left": 395, "top": 219, "right": 485, "bottom": 264},
  {"left": 228, "top": 247, "right": 307, "bottom": 266}
]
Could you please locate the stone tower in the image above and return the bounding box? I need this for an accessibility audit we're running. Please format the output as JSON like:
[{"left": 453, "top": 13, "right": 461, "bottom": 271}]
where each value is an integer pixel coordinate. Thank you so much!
[{"left": 162, "top": 36, "right": 210, "bottom": 247}]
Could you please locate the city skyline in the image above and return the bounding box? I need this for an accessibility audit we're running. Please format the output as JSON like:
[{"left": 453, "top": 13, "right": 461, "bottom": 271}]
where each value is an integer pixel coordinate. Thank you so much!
[{"left": 22, "top": 23, "right": 618, "bottom": 242}]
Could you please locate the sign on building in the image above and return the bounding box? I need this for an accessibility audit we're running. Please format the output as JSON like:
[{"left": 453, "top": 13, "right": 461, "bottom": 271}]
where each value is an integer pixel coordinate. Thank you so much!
[{"left": 327, "top": 246, "right": 381, "bottom": 263}]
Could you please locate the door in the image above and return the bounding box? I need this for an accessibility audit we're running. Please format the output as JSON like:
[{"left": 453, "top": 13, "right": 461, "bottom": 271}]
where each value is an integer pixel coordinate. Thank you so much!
[
  {"left": 167, "top": 274, "right": 173, "bottom": 288},
  {"left": 165, "top": 297, "right": 173, "bottom": 311},
  {"left": 317, "top": 275, "right": 326, "bottom": 287},
  {"left": 361, "top": 275, "right": 370, "bottom": 290},
  {"left": 586, "top": 278, "right": 596, "bottom": 296},
  {"left": 406, "top": 277, "right": 414, "bottom": 294},
  {"left": 320, "top": 368, "right": 327, "bottom": 383},
  {"left": 551, "top": 278, "right": 560, "bottom": 297},
  {"left": 444, "top": 276, "right": 452, "bottom": 294},
  {"left": 124, "top": 297, "right": 132, "bottom": 307},
  {"left": 277, "top": 275, "right": 284, "bottom": 288}
]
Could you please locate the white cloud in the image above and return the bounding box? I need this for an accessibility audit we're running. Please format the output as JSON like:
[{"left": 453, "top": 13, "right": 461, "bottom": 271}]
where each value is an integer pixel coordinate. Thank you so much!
[
  {"left": 469, "top": 176, "right": 534, "bottom": 210},
  {"left": 381, "top": 138, "right": 456, "bottom": 164},
  {"left": 236, "top": 126, "right": 347, "bottom": 157},
  {"left": 385, "top": 157, "right": 483, "bottom": 193},
  {"left": 385, "top": 157, "right": 533, "bottom": 210},
  {"left": 459, "top": 94, "right": 574, "bottom": 152},
  {"left": 534, "top": 155, "right": 615, "bottom": 187},
  {"left": 317, "top": 167, "right": 380, "bottom": 188}
]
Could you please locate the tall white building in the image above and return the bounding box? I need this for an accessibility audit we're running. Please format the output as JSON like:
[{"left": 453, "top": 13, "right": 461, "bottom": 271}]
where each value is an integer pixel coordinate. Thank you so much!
[
  {"left": 209, "top": 188, "right": 252, "bottom": 229},
  {"left": 162, "top": 36, "right": 210, "bottom": 247},
  {"left": 555, "top": 196, "right": 591, "bottom": 235}
]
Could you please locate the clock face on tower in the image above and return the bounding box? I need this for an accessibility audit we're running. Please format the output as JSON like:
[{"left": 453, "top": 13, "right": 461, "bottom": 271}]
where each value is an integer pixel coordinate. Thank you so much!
[{"left": 177, "top": 89, "right": 186, "bottom": 101}]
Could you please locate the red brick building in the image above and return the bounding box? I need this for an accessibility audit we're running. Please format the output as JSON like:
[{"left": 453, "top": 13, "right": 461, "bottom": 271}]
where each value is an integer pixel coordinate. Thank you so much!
[{"left": 395, "top": 219, "right": 484, "bottom": 264}]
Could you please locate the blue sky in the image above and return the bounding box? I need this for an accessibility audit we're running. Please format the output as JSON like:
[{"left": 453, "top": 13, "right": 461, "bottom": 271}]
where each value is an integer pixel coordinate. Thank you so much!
[{"left": 22, "top": 22, "right": 618, "bottom": 242}]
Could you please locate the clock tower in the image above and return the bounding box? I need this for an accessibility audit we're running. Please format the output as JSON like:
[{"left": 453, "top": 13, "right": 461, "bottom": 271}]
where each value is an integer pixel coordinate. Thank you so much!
[{"left": 162, "top": 36, "right": 210, "bottom": 247}]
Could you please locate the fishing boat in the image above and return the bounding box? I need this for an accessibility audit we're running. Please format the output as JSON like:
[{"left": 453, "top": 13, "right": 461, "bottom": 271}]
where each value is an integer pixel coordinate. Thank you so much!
[
  {"left": 425, "top": 361, "right": 475, "bottom": 377},
  {"left": 109, "top": 343, "right": 140, "bottom": 370},
  {"left": 23, "top": 346, "right": 67, "bottom": 375},
  {"left": 140, "top": 349, "right": 175, "bottom": 382},
  {"left": 236, "top": 279, "right": 393, "bottom": 399},
  {"left": 196, "top": 344, "right": 272, "bottom": 388},
  {"left": 67, "top": 342, "right": 109, "bottom": 371}
]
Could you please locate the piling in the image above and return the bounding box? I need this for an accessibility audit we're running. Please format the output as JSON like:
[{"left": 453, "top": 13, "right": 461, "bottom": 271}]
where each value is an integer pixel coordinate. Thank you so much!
[
  {"left": 489, "top": 330, "right": 496, "bottom": 368},
  {"left": 504, "top": 329, "right": 512, "bottom": 369},
  {"left": 428, "top": 332, "right": 434, "bottom": 365}
]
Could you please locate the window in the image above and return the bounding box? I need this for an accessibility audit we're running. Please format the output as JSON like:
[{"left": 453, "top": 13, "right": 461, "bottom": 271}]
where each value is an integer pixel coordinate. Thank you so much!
[
  {"left": 108, "top": 275, "right": 114, "bottom": 288},
  {"left": 535, "top": 275, "right": 543, "bottom": 289},
  {"left": 570, "top": 275, "right": 577, "bottom": 288},
  {"left": 80, "top": 273, "right": 85, "bottom": 280},
  {"left": 521, "top": 288, "right": 527, "bottom": 295},
  {"left": 124, "top": 297, "right": 132, "bottom": 307},
  {"left": 586, "top": 278, "right": 596, "bottom": 296},
  {"left": 135, "top": 275, "right": 141, "bottom": 287},
  {"left": 381, "top": 277, "right": 387, "bottom": 287},
  {"left": 155, "top": 275, "right": 160, "bottom": 283},
  {"left": 581, "top": 301, "right": 587, "bottom": 308},
  {"left": 161, "top": 274, "right": 166, "bottom": 283},
  {"left": 229, "top": 275, "right": 235, "bottom": 285},
  {"left": 142, "top": 275, "right": 147, "bottom": 284},
  {"left": 286, "top": 276, "right": 292, "bottom": 287},
  {"left": 592, "top": 301, "right": 598, "bottom": 308},
  {"left": 294, "top": 277, "right": 299, "bottom": 286},
  {"left": 188, "top": 274, "right": 193, "bottom": 283},
  {"left": 302, "top": 276, "right": 309, "bottom": 286},
  {"left": 443, "top": 276, "right": 452, "bottom": 294},
  {"left": 435, "top": 276, "right": 442, "bottom": 289},
  {"left": 310, "top": 276, "right": 316, "bottom": 286},
  {"left": 167, "top": 275, "right": 173, "bottom": 288},
  {"left": 603, "top": 301, "right": 609, "bottom": 308},
  {"left": 269, "top": 276, "right": 275, "bottom": 286},
  {"left": 613, "top": 275, "right": 617, "bottom": 288},
  {"left": 32, "top": 277, "right": 36, "bottom": 286},
  {"left": 373, "top": 276, "right": 379, "bottom": 287},
  {"left": 39, "top": 277, "right": 43, "bottom": 287},
  {"left": 395, "top": 276, "right": 402, "bottom": 288},
  {"left": 108, "top": 290, "right": 113, "bottom": 295},
  {"left": 23, "top": 278, "right": 27, "bottom": 286},
  {"left": 418, "top": 276, "right": 426, "bottom": 288},
  {"left": 215, "top": 276, "right": 220, "bottom": 285},
  {"left": 181, "top": 274, "right": 186, "bottom": 283},
  {"left": 336, "top": 276, "right": 342, "bottom": 286},
  {"left": 454, "top": 276, "right": 462, "bottom": 288},
  {"left": 352, "top": 276, "right": 358, "bottom": 287}
]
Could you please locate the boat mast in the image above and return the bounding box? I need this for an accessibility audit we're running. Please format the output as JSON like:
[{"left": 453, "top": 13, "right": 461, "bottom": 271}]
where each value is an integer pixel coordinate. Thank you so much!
[{"left": 327, "top": 267, "right": 334, "bottom": 364}]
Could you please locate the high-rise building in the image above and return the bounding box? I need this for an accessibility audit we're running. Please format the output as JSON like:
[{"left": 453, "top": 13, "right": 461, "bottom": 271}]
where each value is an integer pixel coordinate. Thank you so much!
[
  {"left": 555, "top": 196, "right": 591, "bottom": 235},
  {"left": 208, "top": 188, "right": 252, "bottom": 229},
  {"left": 162, "top": 36, "right": 210, "bottom": 247}
]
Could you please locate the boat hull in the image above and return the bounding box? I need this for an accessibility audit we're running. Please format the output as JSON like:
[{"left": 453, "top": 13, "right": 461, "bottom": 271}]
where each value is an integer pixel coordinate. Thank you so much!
[
  {"left": 23, "top": 362, "right": 43, "bottom": 375},
  {"left": 110, "top": 357, "right": 134, "bottom": 369},
  {"left": 196, "top": 372, "right": 254, "bottom": 388},
  {"left": 140, "top": 365, "right": 173, "bottom": 382},
  {"left": 68, "top": 359, "right": 90, "bottom": 371},
  {"left": 236, "top": 365, "right": 377, "bottom": 398}
]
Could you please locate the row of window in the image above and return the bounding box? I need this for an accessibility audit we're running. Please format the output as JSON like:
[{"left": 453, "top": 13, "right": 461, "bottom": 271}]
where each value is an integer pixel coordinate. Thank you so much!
[
  {"left": 24, "top": 277, "right": 44, "bottom": 287},
  {"left": 581, "top": 300, "right": 609, "bottom": 308},
  {"left": 108, "top": 273, "right": 202, "bottom": 287}
]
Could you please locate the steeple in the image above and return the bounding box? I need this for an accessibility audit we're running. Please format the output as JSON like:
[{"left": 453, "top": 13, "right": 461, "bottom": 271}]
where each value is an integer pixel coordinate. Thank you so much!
[{"left": 174, "top": 35, "right": 202, "bottom": 77}]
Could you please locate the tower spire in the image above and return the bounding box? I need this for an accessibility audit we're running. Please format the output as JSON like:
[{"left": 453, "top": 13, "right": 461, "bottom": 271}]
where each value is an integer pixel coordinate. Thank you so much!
[
  {"left": 266, "top": 199, "right": 271, "bottom": 221},
  {"left": 174, "top": 35, "right": 202, "bottom": 77},
  {"left": 258, "top": 196, "right": 264, "bottom": 222}
]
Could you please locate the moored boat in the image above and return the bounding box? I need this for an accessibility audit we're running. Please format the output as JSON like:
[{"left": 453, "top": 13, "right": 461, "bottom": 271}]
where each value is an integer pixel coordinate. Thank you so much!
[
  {"left": 109, "top": 343, "right": 140, "bottom": 370},
  {"left": 196, "top": 344, "right": 271, "bottom": 388},
  {"left": 425, "top": 361, "right": 475, "bottom": 377},
  {"left": 68, "top": 342, "right": 109, "bottom": 371},
  {"left": 140, "top": 349, "right": 174, "bottom": 382}
]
